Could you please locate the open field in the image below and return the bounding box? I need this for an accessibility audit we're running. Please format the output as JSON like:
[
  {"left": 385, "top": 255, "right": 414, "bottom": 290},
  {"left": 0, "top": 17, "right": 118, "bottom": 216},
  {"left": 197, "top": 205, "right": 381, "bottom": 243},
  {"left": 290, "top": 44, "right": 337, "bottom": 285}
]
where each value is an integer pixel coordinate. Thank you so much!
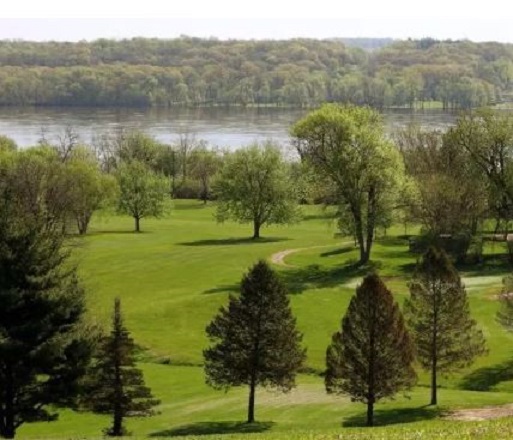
[{"left": 18, "top": 200, "right": 513, "bottom": 438}]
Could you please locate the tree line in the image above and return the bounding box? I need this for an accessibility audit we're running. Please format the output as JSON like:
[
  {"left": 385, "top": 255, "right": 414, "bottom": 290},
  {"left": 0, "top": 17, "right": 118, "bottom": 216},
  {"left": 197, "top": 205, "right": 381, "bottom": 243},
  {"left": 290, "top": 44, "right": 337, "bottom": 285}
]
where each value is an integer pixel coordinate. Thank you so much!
[
  {"left": 4, "top": 104, "right": 513, "bottom": 436},
  {"left": 0, "top": 37, "right": 511, "bottom": 108}
]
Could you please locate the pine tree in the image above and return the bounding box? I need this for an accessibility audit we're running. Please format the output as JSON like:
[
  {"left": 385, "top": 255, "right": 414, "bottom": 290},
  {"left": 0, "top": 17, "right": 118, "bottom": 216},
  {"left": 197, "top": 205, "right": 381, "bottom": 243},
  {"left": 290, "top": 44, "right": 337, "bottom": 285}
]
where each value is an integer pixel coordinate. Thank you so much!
[
  {"left": 0, "top": 154, "right": 93, "bottom": 439},
  {"left": 84, "top": 298, "right": 159, "bottom": 437},
  {"left": 325, "top": 273, "right": 416, "bottom": 427},
  {"left": 404, "top": 247, "right": 487, "bottom": 406},
  {"left": 204, "top": 260, "right": 306, "bottom": 423}
]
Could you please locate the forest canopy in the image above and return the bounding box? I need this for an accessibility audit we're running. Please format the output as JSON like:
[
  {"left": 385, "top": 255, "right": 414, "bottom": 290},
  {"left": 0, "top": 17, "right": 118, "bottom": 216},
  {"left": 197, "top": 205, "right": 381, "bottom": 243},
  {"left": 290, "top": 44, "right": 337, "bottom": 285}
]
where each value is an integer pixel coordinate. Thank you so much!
[{"left": 0, "top": 37, "right": 510, "bottom": 109}]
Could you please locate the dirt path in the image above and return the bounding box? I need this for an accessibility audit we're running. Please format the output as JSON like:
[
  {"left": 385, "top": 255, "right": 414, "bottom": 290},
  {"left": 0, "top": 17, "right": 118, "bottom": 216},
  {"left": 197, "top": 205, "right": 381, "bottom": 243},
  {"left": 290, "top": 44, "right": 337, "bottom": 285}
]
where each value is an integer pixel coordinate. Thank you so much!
[
  {"left": 446, "top": 404, "right": 513, "bottom": 421},
  {"left": 269, "top": 242, "right": 352, "bottom": 268}
]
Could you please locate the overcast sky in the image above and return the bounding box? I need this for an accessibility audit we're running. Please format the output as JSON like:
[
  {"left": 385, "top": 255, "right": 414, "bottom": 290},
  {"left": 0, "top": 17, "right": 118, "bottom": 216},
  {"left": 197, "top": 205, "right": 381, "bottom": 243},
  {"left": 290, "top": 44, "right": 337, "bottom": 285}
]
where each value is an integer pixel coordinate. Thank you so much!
[{"left": 2, "top": 0, "right": 513, "bottom": 42}]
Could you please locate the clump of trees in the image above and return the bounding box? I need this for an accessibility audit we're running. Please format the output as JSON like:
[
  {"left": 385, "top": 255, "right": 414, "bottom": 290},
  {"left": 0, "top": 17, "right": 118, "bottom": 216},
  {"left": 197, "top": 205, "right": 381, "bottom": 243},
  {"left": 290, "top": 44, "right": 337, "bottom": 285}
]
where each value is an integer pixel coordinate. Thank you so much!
[{"left": 0, "top": 37, "right": 506, "bottom": 108}]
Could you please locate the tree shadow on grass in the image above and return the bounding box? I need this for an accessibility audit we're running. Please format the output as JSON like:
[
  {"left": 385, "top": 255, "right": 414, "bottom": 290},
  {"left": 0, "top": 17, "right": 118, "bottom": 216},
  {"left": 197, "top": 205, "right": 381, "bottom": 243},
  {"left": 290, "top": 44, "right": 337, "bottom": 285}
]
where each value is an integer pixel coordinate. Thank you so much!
[
  {"left": 278, "top": 260, "right": 381, "bottom": 294},
  {"left": 320, "top": 247, "right": 354, "bottom": 258},
  {"left": 460, "top": 359, "right": 513, "bottom": 391},
  {"left": 178, "top": 237, "right": 290, "bottom": 247},
  {"left": 150, "top": 421, "right": 274, "bottom": 437},
  {"left": 342, "top": 406, "right": 443, "bottom": 427},
  {"left": 203, "top": 284, "right": 239, "bottom": 295}
]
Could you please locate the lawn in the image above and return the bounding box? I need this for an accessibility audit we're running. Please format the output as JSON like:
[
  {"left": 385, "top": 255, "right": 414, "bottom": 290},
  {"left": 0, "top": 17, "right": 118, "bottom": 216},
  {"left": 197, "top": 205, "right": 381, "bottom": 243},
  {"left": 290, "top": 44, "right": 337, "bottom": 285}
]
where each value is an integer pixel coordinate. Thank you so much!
[{"left": 18, "top": 200, "right": 513, "bottom": 438}]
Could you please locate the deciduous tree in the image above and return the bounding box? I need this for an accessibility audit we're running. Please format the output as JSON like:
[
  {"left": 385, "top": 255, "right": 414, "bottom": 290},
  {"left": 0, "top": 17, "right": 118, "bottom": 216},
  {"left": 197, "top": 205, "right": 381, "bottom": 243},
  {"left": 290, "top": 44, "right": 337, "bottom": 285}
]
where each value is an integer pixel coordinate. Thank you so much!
[
  {"left": 117, "top": 160, "right": 168, "bottom": 232},
  {"left": 291, "top": 104, "right": 404, "bottom": 264},
  {"left": 213, "top": 143, "right": 300, "bottom": 239}
]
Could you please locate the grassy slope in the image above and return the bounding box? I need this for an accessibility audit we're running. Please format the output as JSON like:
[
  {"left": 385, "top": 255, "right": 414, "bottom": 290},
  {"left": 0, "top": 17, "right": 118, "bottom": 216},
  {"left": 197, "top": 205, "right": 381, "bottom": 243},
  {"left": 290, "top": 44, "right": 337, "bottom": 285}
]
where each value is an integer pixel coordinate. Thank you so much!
[{"left": 18, "top": 201, "right": 513, "bottom": 438}]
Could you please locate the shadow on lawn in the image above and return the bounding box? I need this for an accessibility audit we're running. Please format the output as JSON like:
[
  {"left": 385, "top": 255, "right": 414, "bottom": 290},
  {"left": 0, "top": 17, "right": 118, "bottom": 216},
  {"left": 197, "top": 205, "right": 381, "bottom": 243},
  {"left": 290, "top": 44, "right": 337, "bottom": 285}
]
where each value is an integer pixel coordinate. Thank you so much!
[
  {"left": 179, "top": 237, "right": 290, "bottom": 247},
  {"left": 150, "top": 421, "right": 274, "bottom": 437},
  {"left": 278, "top": 260, "right": 379, "bottom": 294},
  {"left": 203, "top": 284, "right": 239, "bottom": 295},
  {"left": 460, "top": 359, "right": 513, "bottom": 391},
  {"left": 343, "top": 406, "right": 443, "bottom": 427}
]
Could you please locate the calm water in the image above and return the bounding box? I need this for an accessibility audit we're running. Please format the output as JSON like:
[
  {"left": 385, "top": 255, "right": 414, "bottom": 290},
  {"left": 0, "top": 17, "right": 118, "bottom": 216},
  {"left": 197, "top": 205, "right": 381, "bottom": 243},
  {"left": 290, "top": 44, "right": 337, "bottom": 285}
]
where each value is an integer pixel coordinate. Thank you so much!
[{"left": 0, "top": 107, "right": 457, "bottom": 149}]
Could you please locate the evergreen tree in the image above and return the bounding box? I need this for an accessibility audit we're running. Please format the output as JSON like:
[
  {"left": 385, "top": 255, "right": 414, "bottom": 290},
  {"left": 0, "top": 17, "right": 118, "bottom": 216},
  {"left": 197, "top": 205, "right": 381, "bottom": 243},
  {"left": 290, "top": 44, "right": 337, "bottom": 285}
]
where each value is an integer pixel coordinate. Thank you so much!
[
  {"left": 404, "top": 247, "right": 487, "bottom": 406},
  {"left": 0, "top": 155, "right": 92, "bottom": 439},
  {"left": 84, "top": 298, "right": 159, "bottom": 437},
  {"left": 204, "top": 260, "right": 306, "bottom": 423},
  {"left": 325, "top": 273, "right": 416, "bottom": 427}
]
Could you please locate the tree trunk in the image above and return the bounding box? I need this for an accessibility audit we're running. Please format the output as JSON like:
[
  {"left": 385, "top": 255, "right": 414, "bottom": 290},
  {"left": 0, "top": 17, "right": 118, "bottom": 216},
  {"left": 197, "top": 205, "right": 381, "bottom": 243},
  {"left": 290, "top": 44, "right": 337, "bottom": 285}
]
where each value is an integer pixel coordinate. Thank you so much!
[
  {"left": 252, "top": 220, "right": 261, "bottom": 240},
  {"left": 247, "top": 375, "right": 256, "bottom": 423},
  {"left": 430, "top": 357, "right": 438, "bottom": 406},
  {"left": 135, "top": 216, "right": 140, "bottom": 233},
  {"left": 366, "top": 400, "right": 374, "bottom": 427},
  {"left": 431, "top": 291, "right": 438, "bottom": 406},
  {"left": 2, "top": 365, "right": 16, "bottom": 439}
]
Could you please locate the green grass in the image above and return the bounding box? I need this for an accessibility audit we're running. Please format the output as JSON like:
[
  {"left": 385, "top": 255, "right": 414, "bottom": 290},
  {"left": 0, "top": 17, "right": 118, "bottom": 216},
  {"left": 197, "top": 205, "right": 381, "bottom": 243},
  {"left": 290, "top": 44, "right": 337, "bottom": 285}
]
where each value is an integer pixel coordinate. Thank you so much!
[{"left": 17, "top": 201, "right": 513, "bottom": 438}]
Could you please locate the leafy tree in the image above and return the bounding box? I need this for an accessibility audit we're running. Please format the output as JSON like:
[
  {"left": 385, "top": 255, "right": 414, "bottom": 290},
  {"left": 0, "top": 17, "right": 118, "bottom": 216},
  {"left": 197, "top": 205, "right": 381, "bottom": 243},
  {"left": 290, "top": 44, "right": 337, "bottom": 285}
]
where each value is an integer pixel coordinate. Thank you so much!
[
  {"left": 64, "top": 148, "right": 119, "bottom": 234},
  {"left": 83, "top": 298, "right": 159, "bottom": 437},
  {"left": 189, "top": 146, "right": 222, "bottom": 203},
  {"left": 0, "top": 135, "right": 16, "bottom": 153},
  {"left": 291, "top": 104, "right": 404, "bottom": 264},
  {"left": 325, "top": 273, "right": 416, "bottom": 427},
  {"left": 204, "top": 260, "right": 306, "bottom": 423},
  {"left": 115, "top": 130, "right": 160, "bottom": 168},
  {"left": 117, "top": 160, "right": 168, "bottom": 232},
  {"left": 213, "top": 142, "right": 300, "bottom": 239},
  {"left": 0, "top": 155, "right": 93, "bottom": 439},
  {"left": 404, "top": 247, "right": 487, "bottom": 405},
  {"left": 446, "top": 109, "right": 513, "bottom": 224},
  {"left": 396, "top": 125, "right": 487, "bottom": 236}
]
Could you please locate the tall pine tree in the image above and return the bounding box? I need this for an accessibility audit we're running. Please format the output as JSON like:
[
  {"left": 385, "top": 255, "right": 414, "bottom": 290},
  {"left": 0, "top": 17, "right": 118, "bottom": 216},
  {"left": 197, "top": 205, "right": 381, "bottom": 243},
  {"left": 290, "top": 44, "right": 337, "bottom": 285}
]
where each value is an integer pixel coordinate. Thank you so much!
[
  {"left": 325, "top": 273, "right": 416, "bottom": 427},
  {"left": 84, "top": 298, "right": 159, "bottom": 436},
  {"left": 404, "top": 247, "right": 487, "bottom": 405},
  {"left": 0, "top": 150, "right": 93, "bottom": 439},
  {"left": 204, "top": 260, "right": 306, "bottom": 423}
]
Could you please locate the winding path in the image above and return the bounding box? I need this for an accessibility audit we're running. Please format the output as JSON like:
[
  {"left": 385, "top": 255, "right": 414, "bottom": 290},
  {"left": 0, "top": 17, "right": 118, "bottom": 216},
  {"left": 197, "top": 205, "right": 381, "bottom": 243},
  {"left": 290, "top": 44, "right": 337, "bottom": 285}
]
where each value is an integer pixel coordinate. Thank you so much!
[{"left": 269, "top": 242, "right": 352, "bottom": 268}]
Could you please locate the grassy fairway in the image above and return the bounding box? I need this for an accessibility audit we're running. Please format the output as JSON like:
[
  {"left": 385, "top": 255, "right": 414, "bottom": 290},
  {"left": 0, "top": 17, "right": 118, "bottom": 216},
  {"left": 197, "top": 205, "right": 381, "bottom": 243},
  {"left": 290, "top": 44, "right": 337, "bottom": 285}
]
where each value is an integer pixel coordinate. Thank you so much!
[{"left": 18, "top": 201, "right": 513, "bottom": 438}]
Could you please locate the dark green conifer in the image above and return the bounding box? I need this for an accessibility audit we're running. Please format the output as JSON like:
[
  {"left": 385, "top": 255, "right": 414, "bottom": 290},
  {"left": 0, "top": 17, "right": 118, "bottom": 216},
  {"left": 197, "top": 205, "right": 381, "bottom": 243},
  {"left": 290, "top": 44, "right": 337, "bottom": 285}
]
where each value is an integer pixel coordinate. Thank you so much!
[
  {"left": 404, "top": 247, "right": 486, "bottom": 405},
  {"left": 204, "top": 260, "right": 306, "bottom": 423},
  {"left": 326, "top": 273, "right": 416, "bottom": 427},
  {"left": 0, "top": 159, "right": 92, "bottom": 439},
  {"left": 84, "top": 298, "right": 159, "bottom": 437}
]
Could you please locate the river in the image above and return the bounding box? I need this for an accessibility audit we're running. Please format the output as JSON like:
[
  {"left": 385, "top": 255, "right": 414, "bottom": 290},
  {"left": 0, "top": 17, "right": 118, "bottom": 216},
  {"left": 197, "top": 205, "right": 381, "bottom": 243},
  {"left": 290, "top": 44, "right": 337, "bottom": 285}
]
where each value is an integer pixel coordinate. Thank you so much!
[{"left": 0, "top": 107, "right": 457, "bottom": 149}]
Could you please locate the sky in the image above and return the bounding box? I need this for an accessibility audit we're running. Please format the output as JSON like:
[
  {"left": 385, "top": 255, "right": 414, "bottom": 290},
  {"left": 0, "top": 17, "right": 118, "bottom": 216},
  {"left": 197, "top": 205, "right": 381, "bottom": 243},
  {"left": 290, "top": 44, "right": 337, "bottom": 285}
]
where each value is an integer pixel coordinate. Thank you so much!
[{"left": 2, "top": 0, "right": 513, "bottom": 42}]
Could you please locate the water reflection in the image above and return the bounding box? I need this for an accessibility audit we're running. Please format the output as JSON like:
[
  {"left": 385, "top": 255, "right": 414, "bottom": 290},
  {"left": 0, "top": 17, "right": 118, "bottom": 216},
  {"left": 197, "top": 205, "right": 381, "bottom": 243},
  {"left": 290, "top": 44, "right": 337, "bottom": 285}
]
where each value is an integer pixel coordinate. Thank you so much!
[{"left": 0, "top": 106, "right": 458, "bottom": 148}]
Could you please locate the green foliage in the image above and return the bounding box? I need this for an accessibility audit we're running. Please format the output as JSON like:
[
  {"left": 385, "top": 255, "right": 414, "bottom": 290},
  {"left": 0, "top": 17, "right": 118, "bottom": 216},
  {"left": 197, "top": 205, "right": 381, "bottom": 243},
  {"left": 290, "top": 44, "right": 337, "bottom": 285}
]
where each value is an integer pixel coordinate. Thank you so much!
[
  {"left": 83, "top": 298, "right": 159, "bottom": 437},
  {"left": 0, "top": 38, "right": 505, "bottom": 108},
  {"left": 0, "top": 135, "right": 17, "bottom": 153},
  {"left": 404, "top": 247, "right": 487, "bottom": 405},
  {"left": 204, "top": 260, "right": 306, "bottom": 423},
  {"left": 397, "top": 125, "right": 487, "bottom": 237},
  {"left": 0, "top": 154, "right": 92, "bottom": 438},
  {"left": 446, "top": 109, "right": 513, "bottom": 222},
  {"left": 213, "top": 143, "right": 301, "bottom": 239},
  {"left": 64, "top": 148, "right": 119, "bottom": 234},
  {"left": 116, "top": 160, "right": 169, "bottom": 232},
  {"left": 291, "top": 104, "right": 404, "bottom": 263},
  {"left": 326, "top": 273, "right": 416, "bottom": 426}
]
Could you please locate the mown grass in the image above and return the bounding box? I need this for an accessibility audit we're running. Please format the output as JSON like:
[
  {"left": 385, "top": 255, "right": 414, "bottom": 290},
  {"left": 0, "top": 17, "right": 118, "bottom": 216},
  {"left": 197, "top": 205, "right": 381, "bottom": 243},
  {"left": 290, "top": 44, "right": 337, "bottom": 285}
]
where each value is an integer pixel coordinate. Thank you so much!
[{"left": 17, "top": 201, "right": 513, "bottom": 439}]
